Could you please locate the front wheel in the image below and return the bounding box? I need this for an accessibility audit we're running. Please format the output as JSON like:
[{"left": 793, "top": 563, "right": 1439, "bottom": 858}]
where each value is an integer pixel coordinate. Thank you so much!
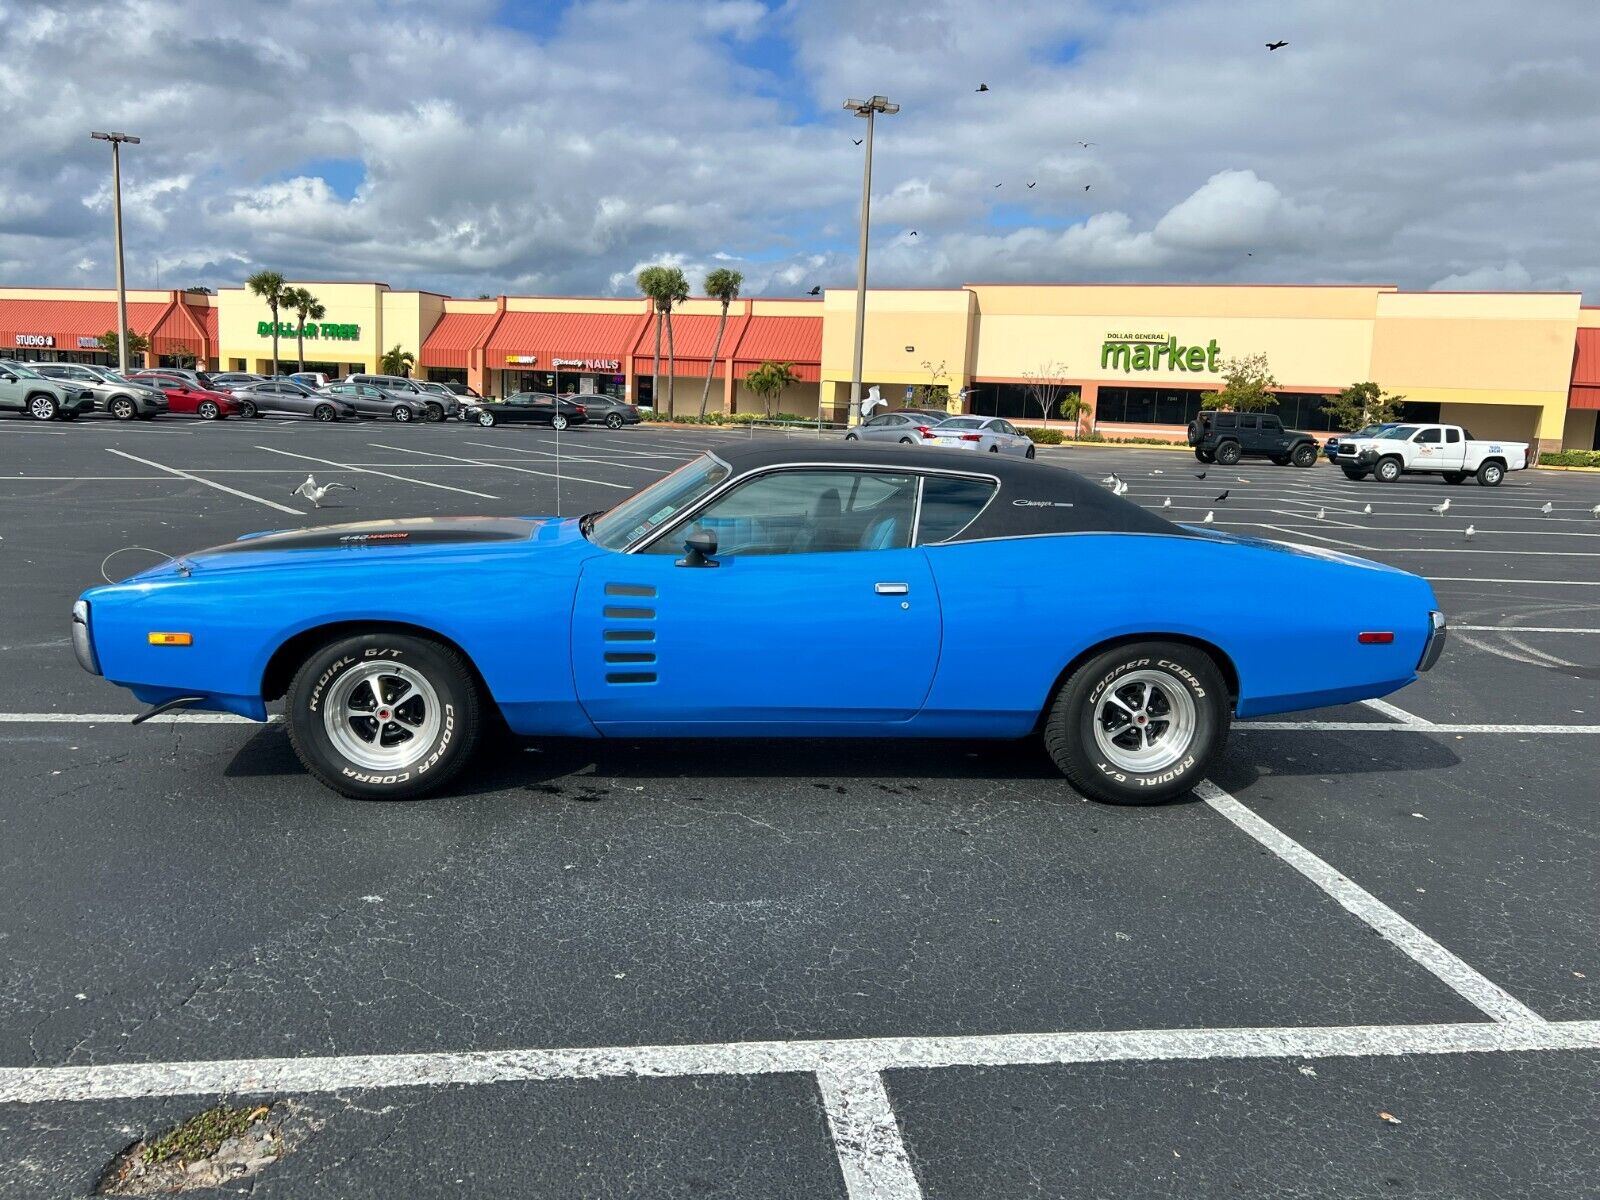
[
  {"left": 110, "top": 397, "right": 137, "bottom": 421},
  {"left": 1214, "top": 441, "right": 1242, "bottom": 466},
  {"left": 425, "top": 403, "right": 445, "bottom": 422},
  {"left": 1373, "top": 456, "right": 1403, "bottom": 483},
  {"left": 1043, "top": 641, "right": 1229, "bottom": 805},
  {"left": 604, "top": 413, "right": 623, "bottom": 429},
  {"left": 285, "top": 632, "right": 482, "bottom": 799},
  {"left": 1291, "top": 443, "right": 1318, "bottom": 468},
  {"left": 237, "top": 399, "right": 259, "bottom": 419},
  {"left": 1025, "top": 444, "right": 1036, "bottom": 459},
  {"left": 28, "top": 394, "right": 58, "bottom": 421},
  {"left": 313, "top": 404, "right": 337, "bottom": 422},
  {"left": 197, "top": 399, "right": 220, "bottom": 420},
  {"left": 1476, "top": 460, "right": 1505, "bottom": 487},
  {"left": 393, "top": 405, "right": 413, "bottom": 423},
  {"left": 477, "top": 410, "right": 497, "bottom": 427},
  {"left": 551, "top": 413, "right": 569, "bottom": 431},
  {"left": 988, "top": 443, "right": 1000, "bottom": 453}
]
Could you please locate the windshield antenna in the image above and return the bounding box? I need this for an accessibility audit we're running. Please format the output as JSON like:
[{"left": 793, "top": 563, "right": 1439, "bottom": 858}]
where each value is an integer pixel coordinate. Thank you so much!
[{"left": 554, "top": 393, "right": 562, "bottom": 516}]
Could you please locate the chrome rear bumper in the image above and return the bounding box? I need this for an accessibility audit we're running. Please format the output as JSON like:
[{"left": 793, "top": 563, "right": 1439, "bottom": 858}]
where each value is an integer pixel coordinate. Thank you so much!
[{"left": 1418, "top": 610, "right": 1448, "bottom": 672}]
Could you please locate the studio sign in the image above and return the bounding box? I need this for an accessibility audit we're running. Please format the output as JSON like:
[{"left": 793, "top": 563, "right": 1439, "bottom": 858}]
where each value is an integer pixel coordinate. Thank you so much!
[
  {"left": 257, "top": 321, "right": 361, "bottom": 341},
  {"left": 552, "top": 357, "right": 620, "bottom": 371},
  {"left": 16, "top": 333, "right": 55, "bottom": 347},
  {"left": 1101, "top": 332, "right": 1221, "bottom": 374}
]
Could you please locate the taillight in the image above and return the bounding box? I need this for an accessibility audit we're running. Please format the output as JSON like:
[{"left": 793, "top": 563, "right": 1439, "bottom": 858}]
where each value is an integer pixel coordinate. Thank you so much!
[
  {"left": 1358, "top": 632, "right": 1394, "bottom": 644},
  {"left": 960, "top": 433, "right": 981, "bottom": 441},
  {"left": 917, "top": 426, "right": 936, "bottom": 438},
  {"left": 575, "top": 405, "right": 587, "bottom": 414}
]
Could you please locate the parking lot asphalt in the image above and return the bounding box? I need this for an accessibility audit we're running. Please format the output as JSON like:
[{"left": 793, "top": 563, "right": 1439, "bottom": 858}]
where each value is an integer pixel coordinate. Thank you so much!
[{"left": 1, "top": 416, "right": 1596, "bottom": 1198}]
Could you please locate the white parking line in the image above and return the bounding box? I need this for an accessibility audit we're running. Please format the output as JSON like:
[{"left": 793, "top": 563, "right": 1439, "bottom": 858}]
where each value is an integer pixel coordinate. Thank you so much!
[
  {"left": 1454, "top": 625, "right": 1600, "bottom": 633},
  {"left": 253, "top": 445, "right": 499, "bottom": 500},
  {"left": 370, "top": 443, "right": 631, "bottom": 489},
  {"left": 1196, "top": 782, "right": 1545, "bottom": 1025},
  {"left": 1236, "top": 722, "right": 1597, "bottom": 733},
  {"left": 0, "top": 713, "right": 277, "bottom": 724},
  {"left": 465, "top": 441, "right": 682, "bottom": 474},
  {"left": 105, "top": 449, "right": 305, "bottom": 516},
  {"left": 1428, "top": 576, "right": 1600, "bottom": 586},
  {"left": 3, "top": 1019, "right": 1595, "bottom": 1106},
  {"left": 816, "top": 1069, "right": 924, "bottom": 1200},
  {"left": 1360, "top": 698, "right": 1433, "bottom": 725}
]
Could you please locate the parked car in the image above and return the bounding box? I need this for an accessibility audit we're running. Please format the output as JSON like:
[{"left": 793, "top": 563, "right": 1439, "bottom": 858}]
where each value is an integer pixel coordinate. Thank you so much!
[
  {"left": 1334, "top": 424, "right": 1531, "bottom": 486},
  {"left": 230, "top": 377, "right": 356, "bottom": 421},
  {"left": 1324, "top": 422, "right": 1400, "bottom": 462},
  {"left": 845, "top": 411, "right": 949, "bottom": 444},
  {"left": 127, "top": 371, "right": 243, "bottom": 420},
  {"left": 440, "top": 381, "right": 482, "bottom": 399},
  {"left": 472, "top": 392, "right": 587, "bottom": 429},
  {"left": 346, "top": 374, "right": 458, "bottom": 422},
  {"left": 289, "top": 372, "right": 331, "bottom": 389},
  {"left": 0, "top": 360, "right": 96, "bottom": 420},
  {"left": 73, "top": 441, "right": 1447, "bottom": 804},
  {"left": 1188, "top": 411, "right": 1320, "bottom": 467},
  {"left": 572, "top": 393, "right": 641, "bottom": 429},
  {"left": 134, "top": 367, "right": 221, "bottom": 392},
  {"left": 923, "top": 415, "right": 1036, "bottom": 458},
  {"left": 27, "top": 363, "right": 167, "bottom": 420},
  {"left": 207, "top": 372, "right": 267, "bottom": 392},
  {"left": 317, "top": 382, "right": 428, "bottom": 422}
]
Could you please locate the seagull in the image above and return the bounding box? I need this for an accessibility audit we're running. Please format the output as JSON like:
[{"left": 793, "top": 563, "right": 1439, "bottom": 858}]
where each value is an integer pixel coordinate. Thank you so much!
[
  {"left": 1084, "top": 184, "right": 1092, "bottom": 192},
  {"left": 1150, "top": 469, "right": 1164, "bottom": 475},
  {"left": 1214, "top": 490, "right": 1230, "bottom": 502},
  {"left": 994, "top": 183, "right": 1003, "bottom": 188},
  {"left": 1464, "top": 524, "right": 1476, "bottom": 539},
  {"left": 1194, "top": 471, "right": 1207, "bottom": 480},
  {"left": 1077, "top": 141, "right": 1096, "bottom": 148},
  {"left": 1202, "top": 511, "right": 1215, "bottom": 524},
  {"left": 807, "top": 286, "right": 821, "bottom": 296},
  {"left": 852, "top": 138, "right": 863, "bottom": 146},
  {"left": 1315, "top": 507, "right": 1326, "bottom": 520},
  {"left": 908, "top": 230, "right": 919, "bottom": 237},
  {"left": 1101, "top": 473, "right": 1117, "bottom": 486},
  {"left": 976, "top": 83, "right": 990, "bottom": 92},
  {"left": 1113, "top": 479, "right": 1129, "bottom": 496},
  {"left": 1161, "top": 497, "right": 1172, "bottom": 509},
  {"left": 1592, "top": 504, "right": 1600, "bottom": 518},
  {"left": 292, "top": 475, "right": 354, "bottom": 508},
  {"left": 1540, "top": 501, "right": 1554, "bottom": 516},
  {"left": 1027, "top": 181, "right": 1037, "bottom": 188},
  {"left": 1362, "top": 502, "right": 1373, "bottom": 516},
  {"left": 1266, "top": 40, "right": 1288, "bottom": 50},
  {"left": 1430, "top": 498, "right": 1451, "bottom": 515}
]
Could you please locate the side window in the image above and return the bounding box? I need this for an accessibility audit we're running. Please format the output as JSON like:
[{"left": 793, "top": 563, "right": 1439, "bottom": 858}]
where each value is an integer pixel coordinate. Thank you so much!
[
  {"left": 1445, "top": 428, "right": 1461, "bottom": 444},
  {"left": 1239, "top": 415, "right": 1259, "bottom": 430},
  {"left": 1260, "top": 415, "right": 1281, "bottom": 430},
  {"left": 1415, "top": 428, "right": 1441, "bottom": 444},
  {"left": 916, "top": 475, "right": 998, "bottom": 544},
  {"left": 646, "top": 469, "right": 918, "bottom": 556},
  {"left": 1214, "top": 412, "right": 1236, "bottom": 428},
  {"left": 865, "top": 415, "right": 889, "bottom": 427}
]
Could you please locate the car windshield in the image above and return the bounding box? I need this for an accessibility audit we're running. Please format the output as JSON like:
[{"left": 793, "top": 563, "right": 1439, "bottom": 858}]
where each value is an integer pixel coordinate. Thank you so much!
[
  {"left": 1376, "top": 426, "right": 1418, "bottom": 440},
  {"left": 586, "top": 454, "right": 732, "bottom": 550},
  {"left": 1354, "top": 424, "right": 1388, "bottom": 437},
  {"left": 939, "top": 417, "right": 985, "bottom": 430},
  {"left": 6, "top": 363, "right": 42, "bottom": 378}
]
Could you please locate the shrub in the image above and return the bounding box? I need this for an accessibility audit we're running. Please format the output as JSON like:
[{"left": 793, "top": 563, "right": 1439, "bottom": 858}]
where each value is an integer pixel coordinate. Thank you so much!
[
  {"left": 1539, "top": 449, "right": 1600, "bottom": 468},
  {"left": 1019, "top": 426, "right": 1064, "bottom": 444}
]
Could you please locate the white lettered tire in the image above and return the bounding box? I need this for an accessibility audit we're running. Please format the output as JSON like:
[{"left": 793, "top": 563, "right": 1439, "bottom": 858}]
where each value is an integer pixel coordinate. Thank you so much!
[
  {"left": 1043, "top": 641, "right": 1230, "bottom": 805},
  {"left": 285, "top": 632, "right": 482, "bottom": 799}
]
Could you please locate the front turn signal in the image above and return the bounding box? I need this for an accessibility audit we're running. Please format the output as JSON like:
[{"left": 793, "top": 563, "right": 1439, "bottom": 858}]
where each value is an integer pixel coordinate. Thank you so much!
[{"left": 147, "top": 632, "right": 193, "bottom": 646}]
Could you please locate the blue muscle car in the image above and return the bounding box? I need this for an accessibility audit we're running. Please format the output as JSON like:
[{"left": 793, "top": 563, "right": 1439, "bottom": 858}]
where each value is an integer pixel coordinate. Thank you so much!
[{"left": 72, "top": 442, "right": 1447, "bottom": 805}]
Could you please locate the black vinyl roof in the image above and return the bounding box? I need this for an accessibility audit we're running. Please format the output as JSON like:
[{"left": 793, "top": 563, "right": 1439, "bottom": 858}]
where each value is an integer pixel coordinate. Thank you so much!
[{"left": 709, "top": 439, "right": 1186, "bottom": 541}]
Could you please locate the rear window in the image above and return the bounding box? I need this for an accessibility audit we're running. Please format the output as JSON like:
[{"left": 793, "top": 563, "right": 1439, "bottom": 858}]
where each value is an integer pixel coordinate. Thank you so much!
[{"left": 916, "top": 475, "right": 997, "bottom": 543}]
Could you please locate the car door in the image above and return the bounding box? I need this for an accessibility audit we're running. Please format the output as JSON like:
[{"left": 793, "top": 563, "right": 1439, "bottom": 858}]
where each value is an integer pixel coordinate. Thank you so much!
[
  {"left": 570, "top": 466, "right": 941, "bottom": 734},
  {"left": 1412, "top": 426, "right": 1444, "bottom": 466},
  {"left": 1438, "top": 427, "right": 1467, "bottom": 469},
  {"left": 0, "top": 366, "right": 25, "bottom": 411}
]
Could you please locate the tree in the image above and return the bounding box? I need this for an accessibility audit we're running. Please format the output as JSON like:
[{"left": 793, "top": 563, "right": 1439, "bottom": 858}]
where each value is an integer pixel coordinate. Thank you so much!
[
  {"left": 637, "top": 264, "right": 688, "bottom": 412},
  {"left": 1201, "top": 352, "right": 1278, "bottom": 412},
  {"left": 96, "top": 328, "right": 150, "bottom": 362},
  {"left": 698, "top": 268, "right": 743, "bottom": 417},
  {"left": 246, "top": 270, "right": 287, "bottom": 375},
  {"left": 1323, "top": 380, "right": 1405, "bottom": 431},
  {"left": 282, "top": 286, "right": 326, "bottom": 373},
  {"left": 1020, "top": 361, "right": 1073, "bottom": 428},
  {"left": 380, "top": 345, "right": 416, "bottom": 377},
  {"left": 184, "top": 285, "right": 214, "bottom": 294},
  {"left": 743, "top": 360, "right": 800, "bottom": 418},
  {"left": 914, "top": 359, "right": 951, "bottom": 410},
  {"left": 1057, "top": 390, "right": 1088, "bottom": 439}
]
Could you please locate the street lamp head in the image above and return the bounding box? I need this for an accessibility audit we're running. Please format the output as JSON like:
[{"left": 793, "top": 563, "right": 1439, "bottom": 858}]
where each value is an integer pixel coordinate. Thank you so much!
[
  {"left": 843, "top": 96, "right": 898, "bottom": 117},
  {"left": 90, "top": 131, "right": 140, "bottom": 144}
]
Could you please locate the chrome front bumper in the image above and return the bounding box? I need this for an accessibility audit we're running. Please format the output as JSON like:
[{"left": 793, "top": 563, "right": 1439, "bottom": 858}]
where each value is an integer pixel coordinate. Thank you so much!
[
  {"left": 71, "top": 599, "right": 101, "bottom": 675},
  {"left": 1418, "top": 610, "right": 1448, "bottom": 672}
]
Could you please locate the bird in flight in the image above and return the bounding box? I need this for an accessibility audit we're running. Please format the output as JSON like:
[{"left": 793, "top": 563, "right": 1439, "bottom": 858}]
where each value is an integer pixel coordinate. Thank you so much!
[
  {"left": 1266, "top": 40, "right": 1288, "bottom": 51},
  {"left": 994, "top": 183, "right": 1003, "bottom": 188},
  {"left": 908, "top": 230, "right": 919, "bottom": 237},
  {"left": 976, "top": 83, "right": 990, "bottom": 92},
  {"left": 807, "top": 286, "right": 821, "bottom": 296},
  {"left": 1027, "top": 181, "right": 1036, "bottom": 188},
  {"left": 852, "top": 138, "right": 863, "bottom": 146},
  {"left": 1083, "top": 184, "right": 1091, "bottom": 192},
  {"left": 292, "top": 475, "right": 354, "bottom": 508},
  {"left": 1591, "top": 504, "right": 1600, "bottom": 518},
  {"left": 1430, "top": 498, "right": 1451, "bottom": 515},
  {"left": 1077, "top": 141, "right": 1095, "bottom": 148}
]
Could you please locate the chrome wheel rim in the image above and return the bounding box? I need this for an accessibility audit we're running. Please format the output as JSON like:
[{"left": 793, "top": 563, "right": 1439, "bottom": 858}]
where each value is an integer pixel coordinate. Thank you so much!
[
  {"left": 199, "top": 401, "right": 217, "bottom": 419},
  {"left": 478, "top": 412, "right": 494, "bottom": 426},
  {"left": 552, "top": 415, "right": 567, "bottom": 430},
  {"left": 29, "top": 397, "right": 54, "bottom": 419},
  {"left": 395, "top": 407, "right": 411, "bottom": 422},
  {"left": 323, "top": 661, "right": 442, "bottom": 772},
  {"left": 1091, "top": 670, "right": 1197, "bottom": 773}
]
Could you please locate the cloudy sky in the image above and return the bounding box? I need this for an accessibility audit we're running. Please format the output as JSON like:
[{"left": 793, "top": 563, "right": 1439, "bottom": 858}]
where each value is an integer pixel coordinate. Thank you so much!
[{"left": 3, "top": 0, "right": 1598, "bottom": 299}]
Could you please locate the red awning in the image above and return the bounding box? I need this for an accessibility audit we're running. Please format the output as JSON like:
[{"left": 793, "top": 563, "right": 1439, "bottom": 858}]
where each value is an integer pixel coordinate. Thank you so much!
[
  {"left": 149, "top": 301, "right": 206, "bottom": 357},
  {"left": 629, "top": 311, "right": 750, "bottom": 379},
  {"left": 0, "top": 298, "right": 171, "bottom": 353},
  {"left": 420, "top": 311, "right": 497, "bottom": 368},
  {"left": 731, "top": 315, "right": 822, "bottom": 382},
  {"left": 485, "top": 311, "right": 645, "bottom": 370},
  {"left": 1570, "top": 327, "right": 1600, "bottom": 410}
]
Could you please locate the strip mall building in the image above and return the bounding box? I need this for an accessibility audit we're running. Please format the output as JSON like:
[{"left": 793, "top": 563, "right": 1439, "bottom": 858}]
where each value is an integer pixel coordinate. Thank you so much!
[{"left": 2, "top": 280, "right": 1597, "bottom": 452}]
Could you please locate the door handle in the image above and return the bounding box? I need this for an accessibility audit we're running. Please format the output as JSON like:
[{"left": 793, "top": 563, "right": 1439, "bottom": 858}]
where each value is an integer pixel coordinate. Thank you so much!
[{"left": 875, "top": 582, "right": 909, "bottom": 595}]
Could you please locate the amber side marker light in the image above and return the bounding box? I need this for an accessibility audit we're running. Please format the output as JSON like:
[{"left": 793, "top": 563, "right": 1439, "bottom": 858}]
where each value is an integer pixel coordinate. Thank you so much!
[
  {"left": 147, "top": 632, "right": 193, "bottom": 646},
  {"left": 1357, "top": 632, "right": 1395, "bottom": 645}
]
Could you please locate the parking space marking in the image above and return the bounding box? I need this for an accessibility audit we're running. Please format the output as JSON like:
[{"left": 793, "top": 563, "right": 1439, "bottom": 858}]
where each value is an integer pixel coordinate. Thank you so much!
[
  {"left": 105, "top": 449, "right": 306, "bottom": 516},
  {"left": 253, "top": 445, "right": 499, "bottom": 500},
  {"left": 1197, "top": 782, "right": 1546, "bottom": 1025},
  {"left": 1236, "top": 721, "right": 1597, "bottom": 732},
  {"left": 370, "top": 443, "right": 632, "bottom": 489},
  {"left": 0, "top": 713, "right": 275, "bottom": 724},
  {"left": 1428, "top": 576, "right": 1600, "bottom": 586},
  {"left": 816, "top": 1069, "right": 925, "bottom": 1200},
  {"left": 4, "top": 1019, "right": 1597, "bottom": 1106},
  {"left": 465, "top": 441, "right": 685, "bottom": 474},
  {"left": 1454, "top": 625, "right": 1600, "bottom": 633},
  {"left": 1360, "top": 698, "right": 1433, "bottom": 725}
]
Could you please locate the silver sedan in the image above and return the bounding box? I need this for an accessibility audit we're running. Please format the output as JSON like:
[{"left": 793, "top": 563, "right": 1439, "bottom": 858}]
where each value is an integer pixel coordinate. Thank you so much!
[
  {"left": 924, "top": 415, "right": 1036, "bottom": 458},
  {"left": 844, "top": 409, "right": 950, "bottom": 444}
]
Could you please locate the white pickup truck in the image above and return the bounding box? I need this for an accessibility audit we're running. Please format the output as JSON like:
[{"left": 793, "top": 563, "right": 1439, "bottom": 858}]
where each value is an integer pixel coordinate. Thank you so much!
[{"left": 1333, "top": 423, "right": 1531, "bottom": 486}]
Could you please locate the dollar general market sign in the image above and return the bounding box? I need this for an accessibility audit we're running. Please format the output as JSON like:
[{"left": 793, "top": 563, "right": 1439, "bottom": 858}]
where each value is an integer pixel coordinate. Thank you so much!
[
  {"left": 257, "top": 321, "right": 361, "bottom": 341},
  {"left": 1101, "top": 333, "right": 1220, "bottom": 374}
]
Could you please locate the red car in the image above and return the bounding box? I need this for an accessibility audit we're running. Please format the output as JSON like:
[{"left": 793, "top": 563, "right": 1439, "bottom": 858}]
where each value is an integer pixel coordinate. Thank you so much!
[{"left": 128, "top": 371, "right": 242, "bottom": 420}]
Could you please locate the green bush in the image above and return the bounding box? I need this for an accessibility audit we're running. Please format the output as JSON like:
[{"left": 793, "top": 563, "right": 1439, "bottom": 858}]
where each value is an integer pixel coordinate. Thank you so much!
[
  {"left": 1019, "top": 427, "right": 1064, "bottom": 444},
  {"left": 1538, "top": 450, "right": 1600, "bottom": 467},
  {"left": 639, "top": 409, "right": 821, "bottom": 426}
]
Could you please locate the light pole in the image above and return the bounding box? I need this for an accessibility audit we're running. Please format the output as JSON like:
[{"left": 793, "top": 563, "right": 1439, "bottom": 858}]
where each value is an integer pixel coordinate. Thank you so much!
[
  {"left": 843, "top": 95, "right": 897, "bottom": 427},
  {"left": 90, "top": 131, "right": 140, "bottom": 376}
]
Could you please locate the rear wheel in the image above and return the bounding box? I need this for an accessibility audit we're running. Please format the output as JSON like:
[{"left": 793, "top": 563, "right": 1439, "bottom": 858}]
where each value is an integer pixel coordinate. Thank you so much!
[
  {"left": 1373, "top": 456, "right": 1403, "bottom": 483},
  {"left": 27, "top": 394, "right": 58, "bottom": 421},
  {"left": 1043, "top": 641, "right": 1229, "bottom": 805},
  {"left": 898, "top": 436, "right": 915, "bottom": 444},
  {"left": 197, "top": 399, "right": 220, "bottom": 420},
  {"left": 1025, "top": 444, "right": 1036, "bottom": 459},
  {"left": 1341, "top": 466, "right": 1368, "bottom": 480},
  {"left": 313, "top": 404, "right": 336, "bottom": 422},
  {"left": 1291, "top": 442, "right": 1318, "bottom": 468},
  {"left": 551, "top": 413, "right": 569, "bottom": 431},
  {"left": 110, "top": 397, "right": 137, "bottom": 421},
  {"left": 392, "top": 405, "right": 413, "bottom": 422},
  {"left": 285, "top": 632, "right": 482, "bottom": 800},
  {"left": 844, "top": 432, "right": 859, "bottom": 441},
  {"left": 1476, "top": 460, "right": 1505, "bottom": 487},
  {"left": 477, "top": 410, "right": 497, "bottom": 427},
  {"left": 1214, "top": 441, "right": 1243, "bottom": 466},
  {"left": 604, "top": 412, "right": 623, "bottom": 429}
]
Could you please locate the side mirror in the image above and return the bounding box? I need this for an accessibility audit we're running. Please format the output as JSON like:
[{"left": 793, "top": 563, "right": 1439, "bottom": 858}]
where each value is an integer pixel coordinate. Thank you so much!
[
  {"left": 0, "top": 372, "right": 15, "bottom": 382},
  {"left": 677, "top": 528, "right": 719, "bottom": 568}
]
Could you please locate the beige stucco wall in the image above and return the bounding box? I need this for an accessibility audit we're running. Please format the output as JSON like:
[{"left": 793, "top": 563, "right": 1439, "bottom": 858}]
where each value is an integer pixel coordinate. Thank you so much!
[
  {"left": 1559, "top": 407, "right": 1596, "bottom": 450},
  {"left": 819, "top": 289, "right": 975, "bottom": 390},
  {"left": 218, "top": 280, "right": 390, "bottom": 372}
]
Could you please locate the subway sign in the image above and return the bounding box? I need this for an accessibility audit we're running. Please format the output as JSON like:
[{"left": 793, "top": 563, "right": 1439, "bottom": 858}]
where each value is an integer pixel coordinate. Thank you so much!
[
  {"left": 257, "top": 321, "right": 361, "bottom": 341},
  {"left": 1101, "top": 332, "right": 1220, "bottom": 374}
]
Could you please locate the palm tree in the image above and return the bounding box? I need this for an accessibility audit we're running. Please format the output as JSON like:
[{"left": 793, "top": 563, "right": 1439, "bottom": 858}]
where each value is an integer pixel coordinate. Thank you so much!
[
  {"left": 698, "top": 269, "right": 743, "bottom": 418},
  {"left": 282, "top": 287, "right": 325, "bottom": 373},
  {"left": 246, "top": 270, "right": 287, "bottom": 375},
  {"left": 636, "top": 265, "right": 689, "bottom": 413},
  {"left": 743, "top": 360, "right": 800, "bottom": 418},
  {"left": 380, "top": 345, "right": 416, "bottom": 377}
]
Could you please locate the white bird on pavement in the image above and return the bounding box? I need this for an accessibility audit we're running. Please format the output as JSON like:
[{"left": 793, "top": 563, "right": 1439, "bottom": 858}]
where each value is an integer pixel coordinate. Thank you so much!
[
  {"left": 1592, "top": 504, "right": 1600, "bottom": 518},
  {"left": 292, "top": 475, "right": 356, "bottom": 508},
  {"left": 1150, "top": 469, "right": 1164, "bottom": 475},
  {"left": 1202, "top": 510, "right": 1215, "bottom": 524},
  {"left": 1315, "top": 507, "right": 1325, "bottom": 520},
  {"left": 1464, "top": 524, "right": 1475, "bottom": 539},
  {"left": 1236, "top": 477, "right": 1249, "bottom": 483},
  {"left": 1101, "top": 473, "right": 1117, "bottom": 486},
  {"left": 1161, "top": 496, "right": 1172, "bottom": 509},
  {"left": 1540, "top": 501, "right": 1554, "bottom": 516},
  {"left": 1362, "top": 502, "right": 1373, "bottom": 515},
  {"left": 1113, "top": 478, "right": 1128, "bottom": 496},
  {"left": 1430, "top": 498, "right": 1451, "bottom": 515}
]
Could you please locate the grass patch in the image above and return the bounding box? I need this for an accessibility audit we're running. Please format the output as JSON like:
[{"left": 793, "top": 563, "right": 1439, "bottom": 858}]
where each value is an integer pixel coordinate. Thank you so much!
[{"left": 140, "top": 1103, "right": 270, "bottom": 1167}]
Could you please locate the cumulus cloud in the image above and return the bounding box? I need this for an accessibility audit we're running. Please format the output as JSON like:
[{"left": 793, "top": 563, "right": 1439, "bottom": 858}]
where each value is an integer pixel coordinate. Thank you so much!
[{"left": 1, "top": 0, "right": 1598, "bottom": 298}]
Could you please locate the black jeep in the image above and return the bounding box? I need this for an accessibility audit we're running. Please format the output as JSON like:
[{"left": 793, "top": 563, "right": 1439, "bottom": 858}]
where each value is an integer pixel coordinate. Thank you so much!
[{"left": 1187, "top": 411, "right": 1320, "bottom": 467}]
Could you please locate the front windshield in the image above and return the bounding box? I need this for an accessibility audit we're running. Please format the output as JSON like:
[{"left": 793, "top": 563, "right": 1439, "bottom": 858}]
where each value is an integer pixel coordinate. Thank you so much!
[
  {"left": 1376, "top": 426, "right": 1417, "bottom": 440},
  {"left": 586, "top": 453, "right": 732, "bottom": 551},
  {"left": 6, "top": 363, "right": 41, "bottom": 378}
]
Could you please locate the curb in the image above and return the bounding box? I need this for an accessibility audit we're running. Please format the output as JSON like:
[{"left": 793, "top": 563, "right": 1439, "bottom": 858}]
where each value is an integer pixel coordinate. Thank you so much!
[
  {"left": 1535, "top": 464, "right": 1600, "bottom": 473},
  {"left": 1032, "top": 440, "right": 1193, "bottom": 452}
]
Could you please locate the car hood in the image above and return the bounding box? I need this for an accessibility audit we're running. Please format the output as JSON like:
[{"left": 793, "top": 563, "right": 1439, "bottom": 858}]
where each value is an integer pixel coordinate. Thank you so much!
[{"left": 116, "top": 515, "right": 587, "bottom": 582}]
